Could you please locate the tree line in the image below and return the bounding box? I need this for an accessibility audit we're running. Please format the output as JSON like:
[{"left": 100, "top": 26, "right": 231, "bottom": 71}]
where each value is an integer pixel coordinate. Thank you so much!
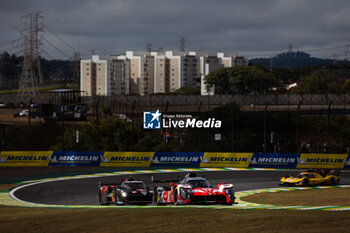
[{"left": 204, "top": 65, "right": 350, "bottom": 95}]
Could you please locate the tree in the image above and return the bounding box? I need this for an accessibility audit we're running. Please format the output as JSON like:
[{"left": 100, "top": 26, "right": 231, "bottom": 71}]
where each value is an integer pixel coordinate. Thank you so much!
[
  {"left": 55, "top": 118, "right": 169, "bottom": 151},
  {"left": 204, "top": 68, "right": 232, "bottom": 94},
  {"left": 174, "top": 86, "right": 200, "bottom": 95},
  {"left": 204, "top": 66, "right": 280, "bottom": 95},
  {"left": 295, "top": 71, "right": 342, "bottom": 94}
]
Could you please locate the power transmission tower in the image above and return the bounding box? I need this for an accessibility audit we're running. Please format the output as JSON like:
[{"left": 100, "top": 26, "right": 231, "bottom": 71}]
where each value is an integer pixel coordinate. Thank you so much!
[
  {"left": 180, "top": 36, "right": 185, "bottom": 52},
  {"left": 17, "top": 11, "right": 44, "bottom": 99},
  {"left": 145, "top": 43, "right": 152, "bottom": 52},
  {"left": 333, "top": 54, "right": 338, "bottom": 65}
]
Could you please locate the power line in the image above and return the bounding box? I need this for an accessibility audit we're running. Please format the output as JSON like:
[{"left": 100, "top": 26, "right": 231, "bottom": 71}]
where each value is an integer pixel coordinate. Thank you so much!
[
  {"left": 41, "top": 36, "right": 71, "bottom": 59},
  {"left": 43, "top": 23, "right": 76, "bottom": 52}
]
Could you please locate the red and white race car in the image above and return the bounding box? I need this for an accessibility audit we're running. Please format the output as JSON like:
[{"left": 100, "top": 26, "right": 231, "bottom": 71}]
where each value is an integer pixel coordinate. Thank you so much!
[{"left": 152, "top": 173, "right": 237, "bottom": 205}]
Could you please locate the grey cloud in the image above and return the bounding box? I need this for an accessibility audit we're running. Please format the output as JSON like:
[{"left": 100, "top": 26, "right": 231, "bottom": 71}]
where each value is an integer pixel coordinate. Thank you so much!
[{"left": 0, "top": 0, "right": 349, "bottom": 59}]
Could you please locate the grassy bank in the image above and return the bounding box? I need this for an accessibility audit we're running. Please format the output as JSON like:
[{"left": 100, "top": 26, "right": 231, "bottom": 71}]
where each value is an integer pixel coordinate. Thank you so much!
[
  {"left": 241, "top": 187, "right": 350, "bottom": 206},
  {"left": 0, "top": 206, "right": 349, "bottom": 233}
]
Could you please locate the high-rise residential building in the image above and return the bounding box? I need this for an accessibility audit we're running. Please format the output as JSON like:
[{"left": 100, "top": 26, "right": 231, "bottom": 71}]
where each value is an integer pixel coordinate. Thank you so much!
[
  {"left": 182, "top": 52, "right": 200, "bottom": 89},
  {"left": 80, "top": 51, "right": 247, "bottom": 96},
  {"left": 80, "top": 55, "right": 130, "bottom": 96},
  {"left": 200, "top": 53, "right": 248, "bottom": 95},
  {"left": 200, "top": 55, "right": 224, "bottom": 95},
  {"left": 110, "top": 58, "right": 130, "bottom": 95}
]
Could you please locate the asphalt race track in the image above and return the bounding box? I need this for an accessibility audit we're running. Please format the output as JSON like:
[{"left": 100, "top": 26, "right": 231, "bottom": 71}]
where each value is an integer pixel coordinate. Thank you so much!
[{"left": 13, "top": 170, "right": 350, "bottom": 206}]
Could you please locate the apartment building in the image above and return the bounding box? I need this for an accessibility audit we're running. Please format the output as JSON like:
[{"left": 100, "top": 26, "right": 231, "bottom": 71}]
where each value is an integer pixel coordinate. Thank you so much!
[
  {"left": 80, "top": 51, "right": 247, "bottom": 96},
  {"left": 200, "top": 55, "right": 224, "bottom": 95},
  {"left": 80, "top": 55, "right": 129, "bottom": 96},
  {"left": 200, "top": 53, "right": 248, "bottom": 95},
  {"left": 182, "top": 52, "right": 200, "bottom": 89}
]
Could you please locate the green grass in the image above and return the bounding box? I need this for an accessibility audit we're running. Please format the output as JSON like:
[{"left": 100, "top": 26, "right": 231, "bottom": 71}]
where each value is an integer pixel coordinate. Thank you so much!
[
  {"left": 1, "top": 183, "right": 350, "bottom": 232},
  {"left": 241, "top": 188, "right": 350, "bottom": 206},
  {"left": 0, "top": 206, "right": 349, "bottom": 233}
]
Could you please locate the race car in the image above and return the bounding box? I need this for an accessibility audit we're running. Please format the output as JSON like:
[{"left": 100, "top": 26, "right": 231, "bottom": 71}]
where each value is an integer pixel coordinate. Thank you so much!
[
  {"left": 152, "top": 172, "right": 237, "bottom": 205},
  {"left": 280, "top": 170, "right": 340, "bottom": 186},
  {"left": 98, "top": 178, "right": 153, "bottom": 205}
]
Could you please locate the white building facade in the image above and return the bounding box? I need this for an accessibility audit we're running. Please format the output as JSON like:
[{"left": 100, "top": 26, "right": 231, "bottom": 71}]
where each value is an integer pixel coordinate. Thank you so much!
[{"left": 80, "top": 51, "right": 247, "bottom": 96}]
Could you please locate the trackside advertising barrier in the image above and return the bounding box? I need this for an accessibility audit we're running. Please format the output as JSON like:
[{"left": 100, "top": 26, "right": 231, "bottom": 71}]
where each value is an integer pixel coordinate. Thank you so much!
[
  {"left": 296, "top": 153, "right": 348, "bottom": 169},
  {"left": 248, "top": 153, "right": 300, "bottom": 169},
  {"left": 0, "top": 151, "right": 350, "bottom": 169},
  {"left": 100, "top": 152, "right": 153, "bottom": 167},
  {"left": 200, "top": 153, "right": 252, "bottom": 168},
  {"left": 0, "top": 151, "right": 52, "bottom": 167},
  {"left": 48, "top": 151, "right": 104, "bottom": 166}
]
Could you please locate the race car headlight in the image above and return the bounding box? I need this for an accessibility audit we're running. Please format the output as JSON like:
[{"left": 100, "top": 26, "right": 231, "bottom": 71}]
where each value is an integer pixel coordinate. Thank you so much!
[
  {"left": 121, "top": 191, "right": 128, "bottom": 197},
  {"left": 225, "top": 188, "right": 235, "bottom": 199},
  {"left": 180, "top": 188, "right": 191, "bottom": 200}
]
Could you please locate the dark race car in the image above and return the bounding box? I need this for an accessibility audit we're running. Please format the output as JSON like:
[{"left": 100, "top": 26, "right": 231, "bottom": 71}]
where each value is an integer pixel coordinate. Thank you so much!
[
  {"left": 98, "top": 178, "right": 153, "bottom": 205},
  {"left": 152, "top": 173, "right": 237, "bottom": 205}
]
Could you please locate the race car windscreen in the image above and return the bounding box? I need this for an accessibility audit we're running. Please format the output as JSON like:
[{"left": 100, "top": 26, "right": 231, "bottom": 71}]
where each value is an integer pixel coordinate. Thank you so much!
[
  {"left": 122, "top": 182, "right": 146, "bottom": 190},
  {"left": 185, "top": 179, "right": 210, "bottom": 188},
  {"left": 296, "top": 173, "right": 314, "bottom": 178}
]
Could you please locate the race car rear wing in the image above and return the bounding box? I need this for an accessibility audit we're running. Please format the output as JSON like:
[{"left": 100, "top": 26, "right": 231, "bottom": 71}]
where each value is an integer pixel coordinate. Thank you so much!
[
  {"left": 151, "top": 176, "right": 181, "bottom": 183},
  {"left": 151, "top": 172, "right": 198, "bottom": 183},
  {"left": 98, "top": 181, "right": 119, "bottom": 187}
]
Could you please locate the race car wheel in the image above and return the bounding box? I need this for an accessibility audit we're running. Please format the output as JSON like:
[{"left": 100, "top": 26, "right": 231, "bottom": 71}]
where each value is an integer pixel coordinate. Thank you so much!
[
  {"left": 115, "top": 193, "right": 119, "bottom": 206},
  {"left": 153, "top": 189, "right": 160, "bottom": 206},
  {"left": 330, "top": 177, "right": 335, "bottom": 185},
  {"left": 330, "top": 177, "right": 339, "bottom": 185},
  {"left": 174, "top": 188, "right": 179, "bottom": 205},
  {"left": 98, "top": 191, "right": 107, "bottom": 205},
  {"left": 302, "top": 178, "right": 310, "bottom": 187}
]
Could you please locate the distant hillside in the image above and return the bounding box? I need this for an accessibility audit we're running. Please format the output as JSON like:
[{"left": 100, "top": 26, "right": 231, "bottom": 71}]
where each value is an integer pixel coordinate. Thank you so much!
[{"left": 249, "top": 51, "right": 349, "bottom": 68}]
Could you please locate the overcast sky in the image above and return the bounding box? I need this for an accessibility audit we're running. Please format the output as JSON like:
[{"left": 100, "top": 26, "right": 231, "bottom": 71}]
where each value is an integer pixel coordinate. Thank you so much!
[{"left": 0, "top": 0, "right": 350, "bottom": 60}]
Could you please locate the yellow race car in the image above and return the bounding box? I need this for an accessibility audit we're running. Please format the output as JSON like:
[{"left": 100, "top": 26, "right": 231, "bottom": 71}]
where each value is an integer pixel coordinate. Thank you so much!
[{"left": 280, "top": 170, "right": 340, "bottom": 186}]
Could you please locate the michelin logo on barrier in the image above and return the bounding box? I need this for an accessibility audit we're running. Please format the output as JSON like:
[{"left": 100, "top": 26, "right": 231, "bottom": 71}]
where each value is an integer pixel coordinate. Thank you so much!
[
  {"left": 345, "top": 155, "right": 350, "bottom": 169},
  {"left": 143, "top": 110, "right": 162, "bottom": 129},
  {"left": 150, "top": 152, "right": 203, "bottom": 167},
  {"left": 49, "top": 151, "right": 103, "bottom": 166},
  {"left": 199, "top": 153, "right": 252, "bottom": 168},
  {"left": 100, "top": 152, "right": 153, "bottom": 167},
  {"left": 296, "top": 153, "right": 348, "bottom": 169},
  {"left": 249, "top": 153, "right": 299, "bottom": 168}
]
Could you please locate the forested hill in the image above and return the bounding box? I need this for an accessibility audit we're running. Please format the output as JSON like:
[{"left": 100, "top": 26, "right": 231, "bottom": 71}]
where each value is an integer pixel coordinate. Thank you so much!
[{"left": 249, "top": 51, "right": 349, "bottom": 68}]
